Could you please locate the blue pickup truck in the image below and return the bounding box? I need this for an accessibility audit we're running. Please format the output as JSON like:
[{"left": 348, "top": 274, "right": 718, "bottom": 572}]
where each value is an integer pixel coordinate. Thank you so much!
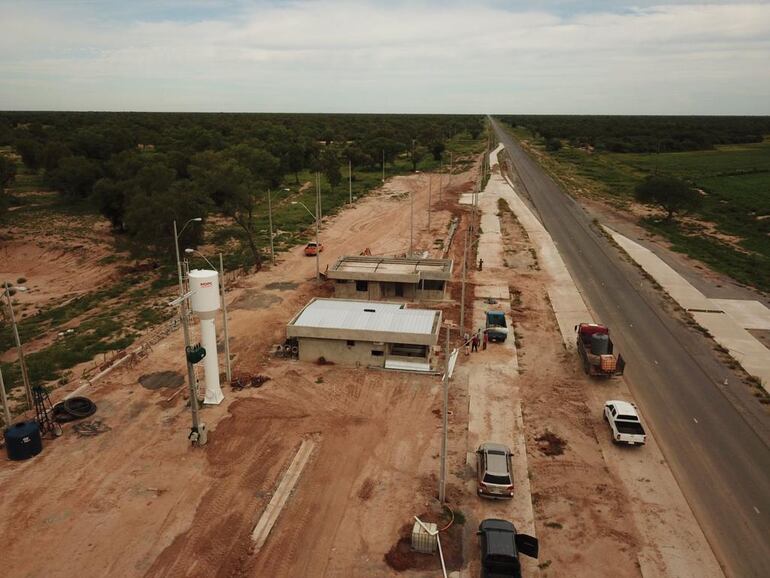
[{"left": 485, "top": 311, "right": 509, "bottom": 342}]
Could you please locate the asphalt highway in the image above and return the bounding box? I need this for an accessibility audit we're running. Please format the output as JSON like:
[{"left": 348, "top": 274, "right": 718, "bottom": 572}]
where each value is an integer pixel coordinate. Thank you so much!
[{"left": 491, "top": 118, "right": 770, "bottom": 577}]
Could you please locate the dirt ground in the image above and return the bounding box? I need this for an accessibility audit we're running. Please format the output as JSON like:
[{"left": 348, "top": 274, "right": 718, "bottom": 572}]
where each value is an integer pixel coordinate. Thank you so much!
[
  {"left": 0, "top": 165, "right": 477, "bottom": 578},
  {"left": 0, "top": 153, "right": 719, "bottom": 578}
]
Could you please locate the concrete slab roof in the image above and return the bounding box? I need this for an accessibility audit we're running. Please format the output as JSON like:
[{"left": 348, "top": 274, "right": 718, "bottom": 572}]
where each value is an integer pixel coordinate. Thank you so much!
[
  {"left": 287, "top": 298, "right": 441, "bottom": 345},
  {"left": 327, "top": 255, "right": 452, "bottom": 283}
]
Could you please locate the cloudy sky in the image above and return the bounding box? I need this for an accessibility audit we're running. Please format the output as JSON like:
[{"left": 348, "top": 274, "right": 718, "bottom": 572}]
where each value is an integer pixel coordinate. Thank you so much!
[{"left": 0, "top": 0, "right": 768, "bottom": 114}]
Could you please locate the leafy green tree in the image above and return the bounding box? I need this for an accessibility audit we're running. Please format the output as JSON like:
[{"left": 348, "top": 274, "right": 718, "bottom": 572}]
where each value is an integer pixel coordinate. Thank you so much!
[
  {"left": 634, "top": 175, "right": 701, "bottom": 221},
  {"left": 124, "top": 181, "right": 208, "bottom": 252},
  {"left": 430, "top": 141, "right": 446, "bottom": 161},
  {"left": 285, "top": 142, "right": 305, "bottom": 184},
  {"left": 0, "top": 155, "right": 17, "bottom": 188},
  {"left": 545, "top": 138, "right": 562, "bottom": 152},
  {"left": 40, "top": 141, "right": 71, "bottom": 172},
  {"left": 48, "top": 156, "right": 101, "bottom": 199},
  {"left": 321, "top": 149, "right": 342, "bottom": 189},
  {"left": 15, "top": 139, "right": 41, "bottom": 170},
  {"left": 410, "top": 144, "right": 426, "bottom": 172}
]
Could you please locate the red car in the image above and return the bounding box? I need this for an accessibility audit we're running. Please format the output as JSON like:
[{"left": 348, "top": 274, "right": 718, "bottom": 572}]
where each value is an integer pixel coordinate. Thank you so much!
[{"left": 304, "top": 242, "right": 324, "bottom": 256}]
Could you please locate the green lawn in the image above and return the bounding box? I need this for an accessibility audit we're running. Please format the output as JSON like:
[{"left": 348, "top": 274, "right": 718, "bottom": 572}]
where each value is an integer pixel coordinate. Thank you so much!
[{"left": 506, "top": 125, "right": 770, "bottom": 291}]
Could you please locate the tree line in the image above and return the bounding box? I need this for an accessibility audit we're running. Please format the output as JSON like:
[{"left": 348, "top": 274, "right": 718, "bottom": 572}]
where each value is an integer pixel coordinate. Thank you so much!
[
  {"left": 500, "top": 115, "right": 770, "bottom": 153},
  {"left": 0, "top": 112, "right": 484, "bottom": 266}
]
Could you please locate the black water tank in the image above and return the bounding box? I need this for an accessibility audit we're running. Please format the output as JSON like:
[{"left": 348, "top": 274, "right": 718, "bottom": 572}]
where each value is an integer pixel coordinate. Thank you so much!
[
  {"left": 591, "top": 333, "right": 610, "bottom": 355},
  {"left": 4, "top": 420, "right": 43, "bottom": 461}
]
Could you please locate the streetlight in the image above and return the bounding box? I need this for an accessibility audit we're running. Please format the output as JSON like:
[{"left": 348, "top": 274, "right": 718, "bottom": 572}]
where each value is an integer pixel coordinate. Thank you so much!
[
  {"left": 172, "top": 217, "right": 206, "bottom": 446},
  {"left": 186, "top": 249, "right": 232, "bottom": 384},
  {"left": 2, "top": 282, "right": 32, "bottom": 408},
  {"left": 292, "top": 200, "right": 321, "bottom": 283}
]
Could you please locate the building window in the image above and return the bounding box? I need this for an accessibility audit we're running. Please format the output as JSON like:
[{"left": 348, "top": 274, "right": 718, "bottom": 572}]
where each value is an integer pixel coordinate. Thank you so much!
[
  {"left": 422, "top": 280, "right": 445, "bottom": 291},
  {"left": 390, "top": 344, "right": 428, "bottom": 358},
  {"left": 336, "top": 279, "right": 348, "bottom": 284},
  {"left": 347, "top": 340, "right": 355, "bottom": 347},
  {"left": 371, "top": 350, "right": 384, "bottom": 356},
  {"left": 356, "top": 280, "right": 368, "bottom": 292}
]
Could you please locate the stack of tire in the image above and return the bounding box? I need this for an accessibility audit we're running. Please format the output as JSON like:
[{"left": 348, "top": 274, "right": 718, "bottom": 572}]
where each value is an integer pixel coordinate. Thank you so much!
[{"left": 52, "top": 397, "right": 97, "bottom": 423}]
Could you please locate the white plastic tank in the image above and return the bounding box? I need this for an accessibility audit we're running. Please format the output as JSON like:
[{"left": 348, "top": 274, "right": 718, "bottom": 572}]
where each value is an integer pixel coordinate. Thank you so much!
[{"left": 188, "top": 269, "right": 224, "bottom": 405}]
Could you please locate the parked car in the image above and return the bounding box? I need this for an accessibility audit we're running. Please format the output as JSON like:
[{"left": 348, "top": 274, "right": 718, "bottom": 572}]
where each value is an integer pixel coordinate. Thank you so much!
[
  {"left": 477, "top": 519, "right": 539, "bottom": 578},
  {"left": 476, "top": 442, "right": 514, "bottom": 499},
  {"left": 485, "top": 310, "right": 508, "bottom": 342},
  {"left": 604, "top": 400, "right": 646, "bottom": 445},
  {"left": 304, "top": 241, "right": 324, "bottom": 256}
]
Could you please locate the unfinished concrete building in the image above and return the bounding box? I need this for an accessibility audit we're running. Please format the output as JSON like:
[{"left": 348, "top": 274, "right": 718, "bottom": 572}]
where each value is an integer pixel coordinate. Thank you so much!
[
  {"left": 327, "top": 255, "right": 453, "bottom": 301},
  {"left": 286, "top": 298, "right": 442, "bottom": 372}
]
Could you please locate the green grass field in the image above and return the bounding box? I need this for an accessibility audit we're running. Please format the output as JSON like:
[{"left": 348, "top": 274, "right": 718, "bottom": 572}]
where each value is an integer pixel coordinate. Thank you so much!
[{"left": 508, "top": 127, "right": 770, "bottom": 291}]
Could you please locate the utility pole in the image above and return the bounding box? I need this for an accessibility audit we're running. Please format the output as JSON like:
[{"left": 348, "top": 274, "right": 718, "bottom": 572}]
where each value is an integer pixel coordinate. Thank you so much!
[
  {"left": 1, "top": 367, "right": 11, "bottom": 427},
  {"left": 173, "top": 219, "right": 205, "bottom": 446},
  {"left": 316, "top": 174, "right": 321, "bottom": 283},
  {"left": 460, "top": 229, "right": 468, "bottom": 334},
  {"left": 3, "top": 282, "right": 32, "bottom": 409},
  {"left": 219, "top": 253, "right": 232, "bottom": 384},
  {"left": 348, "top": 159, "right": 353, "bottom": 204},
  {"left": 440, "top": 158, "right": 444, "bottom": 202},
  {"left": 382, "top": 150, "right": 385, "bottom": 183},
  {"left": 427, "top": 173, "right": 432, "bottom": 233},
  {"left": 409, "top": 186, "right": 414, "bottom": 257},
  {"left": 267, "top": 189, "right": 275, "bottom": 265},
  {"left": 439, "top": 324, "right": 450, "bottom": 503}
]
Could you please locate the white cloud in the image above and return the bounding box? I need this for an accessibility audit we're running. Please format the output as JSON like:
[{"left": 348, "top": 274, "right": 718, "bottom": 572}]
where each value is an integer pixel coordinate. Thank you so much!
[{"left": 0, "top": 1, "right": 768, "bottom": 113}]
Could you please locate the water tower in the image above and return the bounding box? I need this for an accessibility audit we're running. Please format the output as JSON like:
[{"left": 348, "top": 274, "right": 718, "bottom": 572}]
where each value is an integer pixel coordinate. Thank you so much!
[{"left": 188, "top": 269, "right": 224, "bottom": 405}]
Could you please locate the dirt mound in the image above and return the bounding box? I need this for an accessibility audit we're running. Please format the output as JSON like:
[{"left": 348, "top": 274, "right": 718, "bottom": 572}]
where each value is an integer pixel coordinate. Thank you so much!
[
  {"left": 535, "top": 429, "right": 567, "bottom": 456},
  {"left": 138, "top": 371, "right": 184, "bottom": 390}
]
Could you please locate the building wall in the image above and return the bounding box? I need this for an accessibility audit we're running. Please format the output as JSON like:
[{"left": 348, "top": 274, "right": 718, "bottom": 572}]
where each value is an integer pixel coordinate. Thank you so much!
[
  {"left": 297, "top": 337, "right": 432, "bottom": 368},
  {"left": 297, "top": 337, "right": 387, "bottom": 367},
  {"left": 333, "top": 280, "right": 445, "bottom": 301}
]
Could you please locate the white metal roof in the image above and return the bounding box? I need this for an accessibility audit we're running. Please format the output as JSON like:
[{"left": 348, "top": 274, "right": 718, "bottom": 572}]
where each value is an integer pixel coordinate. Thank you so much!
[
  {"left": 287, "top": 299, "right": 441, "bottom": 344},
  {"left": 292, "top": 299, "right": 432, "bottom": 334}
]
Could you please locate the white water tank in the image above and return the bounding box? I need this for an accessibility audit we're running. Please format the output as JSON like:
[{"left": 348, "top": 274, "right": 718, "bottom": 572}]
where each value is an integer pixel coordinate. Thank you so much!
[
  {"left": 189, "top": 270, "right": 220, "bottom": 314},
  {"left": 188, "top": 269, "right": 224, "bottom": 405}
]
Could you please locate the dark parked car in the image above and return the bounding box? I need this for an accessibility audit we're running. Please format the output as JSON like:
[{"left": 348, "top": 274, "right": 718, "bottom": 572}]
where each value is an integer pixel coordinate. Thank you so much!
[
  {"left": 485, "top": 310, "right": 508, "bottom": 342},
  {"left": 478, "top": 519, "right": 539, "bottom": 578}
]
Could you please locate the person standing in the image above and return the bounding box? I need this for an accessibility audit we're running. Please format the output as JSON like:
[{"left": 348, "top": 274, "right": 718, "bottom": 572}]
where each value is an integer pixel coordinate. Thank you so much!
[
  {"left": 482, "top": 329, "right": 488, "bottom": 350},
  {"left": 471, "top": 332, "right": 479, "bottom": 352},
  {"left": 464, "top": 332, "right": 470, "bottom": 356}
]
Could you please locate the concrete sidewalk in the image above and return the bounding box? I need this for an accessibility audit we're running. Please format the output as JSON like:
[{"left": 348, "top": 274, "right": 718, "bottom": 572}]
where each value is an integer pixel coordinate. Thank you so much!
[{"left": 605, "top": 226, "right": 770, "bottom": 392}]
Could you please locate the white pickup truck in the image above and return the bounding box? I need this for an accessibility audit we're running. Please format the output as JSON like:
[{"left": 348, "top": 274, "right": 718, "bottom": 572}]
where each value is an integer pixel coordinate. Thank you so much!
[{"left": 604, "top": 400, "right": 646, "bottom": 446}]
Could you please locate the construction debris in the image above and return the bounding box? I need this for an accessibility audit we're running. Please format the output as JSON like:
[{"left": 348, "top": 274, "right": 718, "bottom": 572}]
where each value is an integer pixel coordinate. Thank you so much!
[{"left": 230, "top": 373, "right": 270, "bottom": 390}]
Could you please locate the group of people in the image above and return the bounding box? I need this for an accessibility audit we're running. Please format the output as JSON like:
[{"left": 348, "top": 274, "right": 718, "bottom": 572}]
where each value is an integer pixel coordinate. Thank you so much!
[{"left": 463, "top": 329, "right": 488, "bottom": 355}]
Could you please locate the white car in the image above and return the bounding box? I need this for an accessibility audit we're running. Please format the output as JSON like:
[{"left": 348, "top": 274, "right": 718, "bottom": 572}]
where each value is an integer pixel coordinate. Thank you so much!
[{"left": 604, "top": 400, "right": 646, "bottom": 446}]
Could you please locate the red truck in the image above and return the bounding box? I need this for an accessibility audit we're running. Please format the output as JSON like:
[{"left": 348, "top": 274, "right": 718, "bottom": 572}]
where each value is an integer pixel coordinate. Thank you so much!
[{"left": 575, "top": 323, "right": 625, "bottom": 377}]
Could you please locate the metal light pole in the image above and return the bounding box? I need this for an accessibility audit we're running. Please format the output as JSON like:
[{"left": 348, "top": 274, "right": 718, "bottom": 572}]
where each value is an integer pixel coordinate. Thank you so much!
[
  {"left": 267, "top": 189, "right": 275, "bottom": 265},
  {"left": 185, "top": 249, "right": 232, "bottom": 385},
  {"left": 0, "top": 367, "right": 11, "bottom": 427},
  {"left": 427, "top": 173, "right": 432, "bottom": 233},
  {"left": 2, "top": 282, "right": 32, "bottom": 408},
  {"left": 459, "top": 229, "right": 482, "bottom": 335},
  {"left": 292, "top": 200, "right": 321, "bottom": 283},
  {"left": 348, "top": 159, "right": 353, "bottom": 204},
  {"left": 409, "top": 176, "right": 415, "bottom": 257},
  {"left": 439, "top": 324, "right": 450, "bottom": 503},
  {"left": 173, "top": 217, "right": 205, "bottom": 445}
]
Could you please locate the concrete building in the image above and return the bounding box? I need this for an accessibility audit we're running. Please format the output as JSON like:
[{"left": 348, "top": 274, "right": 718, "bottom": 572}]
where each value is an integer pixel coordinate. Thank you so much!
[
  {"left": 286, "top": 298, "right": 442, "bottom": 372},
  {"left": 327, "top": 255, "right": 453, "bottom": 302}
]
